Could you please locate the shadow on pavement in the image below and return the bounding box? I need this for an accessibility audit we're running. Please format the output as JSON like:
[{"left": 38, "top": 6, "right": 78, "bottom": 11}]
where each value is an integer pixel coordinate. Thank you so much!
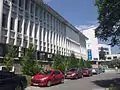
[{"left": 92, "top": 78, "right": 120, "bottom": 90}]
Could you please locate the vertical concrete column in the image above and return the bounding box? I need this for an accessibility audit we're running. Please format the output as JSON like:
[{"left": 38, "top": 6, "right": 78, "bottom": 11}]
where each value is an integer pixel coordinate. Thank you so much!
[
  {"left": 6, "top": 1, "right": 12, "bottom": 44},
  {"left": 21, "top": 0, "right": 25, "bottom": 47},
  {"left": 32, "top": 4, "right": 35, "bottom": 45},
  {"left": 0, "top": 0, "right": 3, "bottom": 42},
  {"left": 27, "top": 0, "right": 31, "bottom": 48},
  {"left": 37, "top": 22, "right": 40, "bottom": 50}
]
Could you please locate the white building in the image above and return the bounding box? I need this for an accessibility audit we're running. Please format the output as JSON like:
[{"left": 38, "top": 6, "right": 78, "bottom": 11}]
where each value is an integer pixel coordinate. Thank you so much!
[
  {"left": 106, "top": 54, "right": 120, "bottom": 61},
  {"left": 81, "top": 27, "right": 99, "bottom": 61},
  {"left": 81, "top": 27, "right": 112, "bottom": 62},
  {"left": 0, "top": 0, "right": 87, "bottom": 62}
]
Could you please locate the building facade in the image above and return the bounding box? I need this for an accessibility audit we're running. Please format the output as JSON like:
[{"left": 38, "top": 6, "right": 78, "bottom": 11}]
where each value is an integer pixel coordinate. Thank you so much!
[
  {"left": 81, "top": 27, "right": 112, "bottom": 62},
  {"left": 0, "top": 0, "right": 87, "bottom": 62},
  {"left": 106, "top": 54, "right": 120, "bottom": 61},
  {"left": 81, "top": 27, "right": 99, "bottom": 61}
]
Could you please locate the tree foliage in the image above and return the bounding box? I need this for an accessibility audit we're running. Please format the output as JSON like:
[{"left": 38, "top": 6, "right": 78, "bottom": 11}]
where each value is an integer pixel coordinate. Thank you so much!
[
  {"left": 3, "top": 45, "right": 18, "bottom": 71},
  {"left": 21, "top": 43, "right": 40, "bottom": 76},
  {"left": 107, "top": 58, "right": 120, "bottom": 68},
  {"left": 95, "top": 0, "right": 120, "bottom": 46}
]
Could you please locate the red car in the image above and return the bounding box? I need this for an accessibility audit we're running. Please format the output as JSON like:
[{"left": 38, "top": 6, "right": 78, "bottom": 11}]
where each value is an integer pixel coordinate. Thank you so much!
[
  {"left": 65, "top": 68, "right": 83, "bottom": 79},
  {"left": 31, "top": 70, "right": 64, "bottom": 87},
  {"left": 82, "top": 68, "right": 92, "bottom": 77}
]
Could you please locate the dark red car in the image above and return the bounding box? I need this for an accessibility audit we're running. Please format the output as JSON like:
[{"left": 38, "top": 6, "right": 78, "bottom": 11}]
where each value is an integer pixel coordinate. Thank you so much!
[
  {"left": 82, "top": 68, "right": 92, "bottom": 77},
  {"left": 31, "top": 70, "right": 64, "bottom": 87},
  {"left": 65, "top": 68, "right": 83, "bottom": 79}
]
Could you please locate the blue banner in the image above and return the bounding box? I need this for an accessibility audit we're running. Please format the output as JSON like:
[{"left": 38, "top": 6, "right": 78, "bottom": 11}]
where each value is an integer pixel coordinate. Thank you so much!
[{"left": 88, "top": 49, "right": 92, "bottom": 60}]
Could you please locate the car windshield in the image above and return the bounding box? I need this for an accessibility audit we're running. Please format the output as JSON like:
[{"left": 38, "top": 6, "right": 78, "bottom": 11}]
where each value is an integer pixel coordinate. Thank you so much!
[
  {"left": 39, "top": 70, "right": 52, "bottom": 75},
  {"left": 69, "top": 69, "right": 77, "bottom": 72}
]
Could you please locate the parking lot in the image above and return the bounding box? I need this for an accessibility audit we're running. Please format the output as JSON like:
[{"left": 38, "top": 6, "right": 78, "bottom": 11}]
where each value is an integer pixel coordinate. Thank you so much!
[{"left": 26, "top": 70, "right": 120, "bottom": 90}]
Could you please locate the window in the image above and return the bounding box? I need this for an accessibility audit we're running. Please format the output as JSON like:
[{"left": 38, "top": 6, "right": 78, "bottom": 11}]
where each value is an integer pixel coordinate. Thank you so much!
[
  {"left": 43, "top": 29, "right": 46, "bottom": 41},
  {"left": 30, "top": 3, "right": 34, "bottom": 14},
  {"left": 30, "top": 22, "right": 33, "bottom": 36},
  {"left": 35, "top": 5, "right": 39, "bottom": 16},
  {"left": 19, "top": 0, "right": 23, "bottom": 8},
  {"left": 12, "top": 0, "right": 17, "bottom": 4},
  {"left": 107, "top": 57, "right": 111, "bottom": 59},
  {"left": 17, "top": 20, "right": 22, "bottom": 33},
  {"left": 113, "top": 56, "right": 117, "bottom": 59},
  {"left": 10, "top": 17, "right": 15, "bottom": 30},
  {"left": 2, "top": 14, "right": 8, "bottom": 28},
  {"left": 35, "top": 24, "right": 38, "bottom": 38},
  {"left": 25, "top": 0, "right": 29, "bottom": 10},
  {"left": 24, "top": 19, "right": 28, "bottom": 34}
]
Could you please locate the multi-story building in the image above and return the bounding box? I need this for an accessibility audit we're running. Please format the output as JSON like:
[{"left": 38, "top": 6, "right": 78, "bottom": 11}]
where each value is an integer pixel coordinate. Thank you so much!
[
  {"left": 81, "top": 27, "right": 112, "bottom": 64},
  {"left": 81, "top": 27, "right": 99, "bottom": 61},
  {"left": 0, "top": 0, "right": 87, "bottom": 63}
]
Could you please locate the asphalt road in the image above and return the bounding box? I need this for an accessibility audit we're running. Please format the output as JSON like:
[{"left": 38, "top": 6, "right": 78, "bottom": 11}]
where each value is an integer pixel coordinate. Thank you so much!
[{"left": 26, "top": 70, "right": 120, "bottom": 90}]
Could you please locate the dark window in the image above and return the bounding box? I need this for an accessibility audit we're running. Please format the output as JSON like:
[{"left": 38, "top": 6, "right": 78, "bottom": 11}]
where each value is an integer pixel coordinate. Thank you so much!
[
  {"left": 107, "top": 57, "right": 111, "bottom": 59},
  {"left": 12, "top": 0, "right": 17, "bottom": 4},
  {"left": 2, "top": 14, "right": 8, "bottom": 28},
  {"left": 24, "top": 19, "right": 28, "bottom": 34},
  {"left": 25, "top": 0, "right": 29, "bottom": 10},
  {"left": 19, "top": 0, "right": 23, "bottom": 8},
  {"left": 30, "top": 22, "right": 33, "bottom": 36},
  {"left": 35, "top": 24, "right": 38, "bottom": 38},
  {"left": 10, "top": 17, "right": 15, "bottom": 30},
  {"left": 113, "top": 56, "right": 117, "bottom": 59},
  {"left": 17, "top": 20, "right": 22, "bottom": 33},
  {"left": 30, "top": 3, "right": 34, "bottom": 14}
]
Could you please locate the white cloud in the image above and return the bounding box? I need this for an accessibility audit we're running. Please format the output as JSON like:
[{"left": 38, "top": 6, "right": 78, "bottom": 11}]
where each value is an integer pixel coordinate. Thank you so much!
[{"left": 76, "top": 24, "right": 98, "bottom": 31}]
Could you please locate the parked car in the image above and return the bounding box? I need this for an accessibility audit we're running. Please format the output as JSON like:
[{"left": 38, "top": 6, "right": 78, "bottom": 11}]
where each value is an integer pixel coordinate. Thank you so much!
[
  {"left": 82, "top": 68, "right": 92, "bottom": 76},
  {"left": 92, "top": 68, "right": 100, "bottom": 74},
  {"left": 0, "top": 71, "right": 27, "bottom": 90},
  {"left": 31, "top": 70, "right": 64, "bottom": 87},
  {"left": 65, "top": 68, "right": 83, "bottom": 79}
]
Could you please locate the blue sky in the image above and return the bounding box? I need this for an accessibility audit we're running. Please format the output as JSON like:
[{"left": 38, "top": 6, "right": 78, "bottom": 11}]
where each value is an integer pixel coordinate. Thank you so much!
[{"left": 44, "top": 0, "right": 119, "bottom": 54}]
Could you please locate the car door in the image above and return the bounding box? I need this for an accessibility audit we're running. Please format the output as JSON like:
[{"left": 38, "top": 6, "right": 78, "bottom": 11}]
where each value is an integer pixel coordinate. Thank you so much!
[
  {"left": 52, "top": 71, "right": 61, "bottom": 84},
  {"left": 0, "top": 72, "right": 18, "bottom": 90}
]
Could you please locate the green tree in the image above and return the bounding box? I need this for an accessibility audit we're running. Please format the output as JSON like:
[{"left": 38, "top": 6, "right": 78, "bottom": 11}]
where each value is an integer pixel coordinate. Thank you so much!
[
  {"left": 95, "top": 0, "right": 120, "bottom": 46},
  {"left": 21, "top": 43, "right": 39, "bottom": 76},
  {"left": 3, "top": 45, "right": 18, "bottom": 71},
  {"left": 79, "top": 57, "right": 85, "bottom": 68},
  {"left": 109, "top": 58, "right": 120, "bottom": 68},
  {"left": 52, "top": 51, "right": 64, "bottom": 70},
  {"left": 69, "top": 53, "right": 79, "bottom": 68}
]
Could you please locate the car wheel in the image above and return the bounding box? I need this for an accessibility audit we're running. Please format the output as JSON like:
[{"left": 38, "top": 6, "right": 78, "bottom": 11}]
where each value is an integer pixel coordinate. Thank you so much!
[
  {"left": 61, "top": 78, "right": 64, "bottom": 83},
  {"left": 47, "top": 81, "right": 52, "bottom": 87},
  {"left": 15, "top": 84, "right": 23, "bottom": 90}
]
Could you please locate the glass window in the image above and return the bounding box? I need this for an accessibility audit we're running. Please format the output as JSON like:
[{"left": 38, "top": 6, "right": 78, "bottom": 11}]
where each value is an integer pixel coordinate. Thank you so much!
[
  {"left": 24, "top": 19, "right": 28, "bottom": 34},
  {"left": 17, "top": 19, "right": 22, "bottom": 33},
  {"left": 30, "top": 22, "right": 33, "bottom": 36},
  {"left": 113, "top": 56, "right": 117, "bottom": 59},
  {"left": 35, "top": 24, "right": 38, "bottom": 38},
  {"left": 2, "top": 13, "right": 8, "bottom": 28},
  {"left": 10, "top": 17, "right": 15, "bottom": 30},
  {"left": 107, "top": 57, "right": 111, "bottom": 59},
  {"left": 12, "top": 0, "right": 17, "bottom": 4},
  {"left": 43, "top": 29, "right": 46, "bottom": 41},
  {"left": 19, "top": 0, "right": 23, "bottom": 8},
  {"left": 30, "top": 3, "right": 34, "bottom": 14},
  {"left": 25, "top": 0, "right": 29, "bottom": 10}
]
